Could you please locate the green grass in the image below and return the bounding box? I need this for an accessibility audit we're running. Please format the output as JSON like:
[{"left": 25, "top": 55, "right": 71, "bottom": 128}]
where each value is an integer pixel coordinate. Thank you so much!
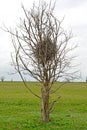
[{"left": 0, "top": 82, "right": 87, "bottom": 130}]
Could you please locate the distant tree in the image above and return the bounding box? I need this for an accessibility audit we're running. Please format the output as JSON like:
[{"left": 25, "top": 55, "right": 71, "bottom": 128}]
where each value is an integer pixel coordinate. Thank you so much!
[
  {"left": 65, "top": 78, "right": 71, "bottom": 82},
  {"left": 3, "top": 1, "right": 78, "bottom": 122},
  {"left": 0, "top": 76, "right": 5, "bottom": 82},
  {"left": 86, "top": 77, "right": 87, "bottom": 82},
  {"left": 11, "top": 79, "right": 13, "bottom": 82}
]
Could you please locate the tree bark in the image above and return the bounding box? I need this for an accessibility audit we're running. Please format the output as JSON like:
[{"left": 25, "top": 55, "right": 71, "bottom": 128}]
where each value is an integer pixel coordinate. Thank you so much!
[{"left": 41, "top": 88, "right": 50, "bottom": 122}]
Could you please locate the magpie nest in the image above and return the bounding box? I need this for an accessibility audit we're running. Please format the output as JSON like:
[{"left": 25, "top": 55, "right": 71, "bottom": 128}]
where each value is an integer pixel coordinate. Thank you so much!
[{"left": 34, "top": 38, "right": 57, "bottom": 65}]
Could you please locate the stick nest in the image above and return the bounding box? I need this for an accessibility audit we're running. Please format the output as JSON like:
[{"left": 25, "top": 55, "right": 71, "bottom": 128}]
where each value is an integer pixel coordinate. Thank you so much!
[{"left": 34, "top": 37, "right": 57, "bottom": 65}]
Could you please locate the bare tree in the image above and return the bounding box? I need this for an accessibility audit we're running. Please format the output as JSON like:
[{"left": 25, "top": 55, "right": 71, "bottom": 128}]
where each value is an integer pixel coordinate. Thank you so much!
[{"left": 3, "top": 1, "right": 77, "bottom": 122}]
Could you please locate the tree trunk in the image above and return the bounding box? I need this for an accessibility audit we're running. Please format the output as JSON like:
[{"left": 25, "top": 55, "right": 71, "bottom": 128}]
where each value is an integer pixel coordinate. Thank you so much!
[{"left": 41, "top": 88, "right": 50, "bottom": 122}]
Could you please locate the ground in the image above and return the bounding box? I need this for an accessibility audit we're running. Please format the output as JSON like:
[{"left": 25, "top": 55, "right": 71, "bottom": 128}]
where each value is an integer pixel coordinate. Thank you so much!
[{"left": 0, "top": 82, "right": 87, "bottom": 130}]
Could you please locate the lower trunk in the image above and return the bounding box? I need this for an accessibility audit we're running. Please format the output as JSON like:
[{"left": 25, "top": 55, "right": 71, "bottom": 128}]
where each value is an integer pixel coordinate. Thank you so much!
[{"left": 41, "top": 89, "right": 50, "bottom": 122}]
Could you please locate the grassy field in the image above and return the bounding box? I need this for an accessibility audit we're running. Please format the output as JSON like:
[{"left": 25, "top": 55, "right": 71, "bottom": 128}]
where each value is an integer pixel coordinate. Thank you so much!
[{"left": 0, "top": 82, "right": 87, "bottom": 130}]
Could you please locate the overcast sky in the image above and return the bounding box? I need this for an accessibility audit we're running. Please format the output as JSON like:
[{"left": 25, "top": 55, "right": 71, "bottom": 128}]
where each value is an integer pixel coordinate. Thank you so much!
[{"left": 0, "top": 0, "right": 87, "bottom": 81}]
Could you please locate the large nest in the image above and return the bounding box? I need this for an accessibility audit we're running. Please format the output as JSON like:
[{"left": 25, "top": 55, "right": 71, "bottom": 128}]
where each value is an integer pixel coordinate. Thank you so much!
[{"left": 34, "top": 37, "right": 57, "bottom": 65}]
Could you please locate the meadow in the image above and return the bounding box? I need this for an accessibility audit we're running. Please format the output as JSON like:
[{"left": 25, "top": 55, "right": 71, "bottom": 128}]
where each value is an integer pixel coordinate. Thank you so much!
[{"left": 0, "top": 82, "right": 87, "bottom": 130}]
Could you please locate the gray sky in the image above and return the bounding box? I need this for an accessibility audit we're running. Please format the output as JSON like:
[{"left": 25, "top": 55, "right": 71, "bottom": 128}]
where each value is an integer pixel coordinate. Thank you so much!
[{"left": 0, "top": 0, "right": 87, "bottom": 81}]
